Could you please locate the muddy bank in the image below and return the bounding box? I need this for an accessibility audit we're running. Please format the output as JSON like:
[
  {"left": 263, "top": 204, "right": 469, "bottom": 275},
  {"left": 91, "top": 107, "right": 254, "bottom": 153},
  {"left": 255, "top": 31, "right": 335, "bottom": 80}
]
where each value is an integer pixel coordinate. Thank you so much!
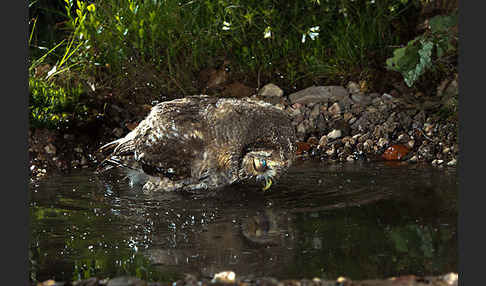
[{"left": 28, "top": 78, "right": 458, "bottom": 179}]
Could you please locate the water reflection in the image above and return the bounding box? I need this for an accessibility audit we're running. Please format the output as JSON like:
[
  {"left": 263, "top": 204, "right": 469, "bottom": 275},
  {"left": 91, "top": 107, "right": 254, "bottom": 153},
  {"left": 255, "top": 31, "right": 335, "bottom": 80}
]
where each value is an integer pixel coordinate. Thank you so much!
[{"left": 29, "top": 161, "right": 457, "bottom": 282}]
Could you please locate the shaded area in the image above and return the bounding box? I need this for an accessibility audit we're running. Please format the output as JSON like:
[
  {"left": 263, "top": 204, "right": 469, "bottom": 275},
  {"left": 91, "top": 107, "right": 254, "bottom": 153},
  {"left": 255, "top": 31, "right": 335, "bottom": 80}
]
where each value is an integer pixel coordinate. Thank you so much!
[{"left": 29, "top": 161, "right": 457, "bottom": 283}]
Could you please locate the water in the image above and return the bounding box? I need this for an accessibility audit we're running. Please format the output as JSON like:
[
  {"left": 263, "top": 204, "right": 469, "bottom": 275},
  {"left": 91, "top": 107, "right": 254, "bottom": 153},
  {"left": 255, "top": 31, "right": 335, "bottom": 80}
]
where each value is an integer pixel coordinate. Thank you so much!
[{"left": 29, "top": 160, "right": 458, "bottom": 282}]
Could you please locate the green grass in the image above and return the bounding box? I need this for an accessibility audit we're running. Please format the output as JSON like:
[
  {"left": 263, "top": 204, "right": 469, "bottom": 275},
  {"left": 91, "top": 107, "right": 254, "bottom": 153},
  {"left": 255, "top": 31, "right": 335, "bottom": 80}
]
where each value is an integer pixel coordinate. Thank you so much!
[{"left": 29, "top": 0, "right": 428, "bottom": 130}]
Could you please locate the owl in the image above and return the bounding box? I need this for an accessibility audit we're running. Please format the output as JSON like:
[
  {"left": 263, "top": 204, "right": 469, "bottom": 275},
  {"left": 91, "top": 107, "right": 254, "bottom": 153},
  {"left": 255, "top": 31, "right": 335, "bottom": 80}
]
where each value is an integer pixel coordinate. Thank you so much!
[{"left": 97, "top": 95, "right": 296, "bottom": 192}]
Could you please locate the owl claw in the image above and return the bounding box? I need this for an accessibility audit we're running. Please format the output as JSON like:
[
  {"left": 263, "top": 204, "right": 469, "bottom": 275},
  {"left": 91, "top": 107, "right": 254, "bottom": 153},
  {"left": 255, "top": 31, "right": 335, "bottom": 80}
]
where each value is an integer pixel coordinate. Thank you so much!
[{"left": 262, "top": 177, "right": 272, "bottom": 191}]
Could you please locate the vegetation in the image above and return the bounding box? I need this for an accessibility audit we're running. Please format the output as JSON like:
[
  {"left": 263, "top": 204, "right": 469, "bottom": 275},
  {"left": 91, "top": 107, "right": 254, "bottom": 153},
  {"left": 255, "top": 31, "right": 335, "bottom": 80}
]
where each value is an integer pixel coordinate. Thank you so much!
[{"left": 28, "top": 0, "right": 458, "bottom": 130}]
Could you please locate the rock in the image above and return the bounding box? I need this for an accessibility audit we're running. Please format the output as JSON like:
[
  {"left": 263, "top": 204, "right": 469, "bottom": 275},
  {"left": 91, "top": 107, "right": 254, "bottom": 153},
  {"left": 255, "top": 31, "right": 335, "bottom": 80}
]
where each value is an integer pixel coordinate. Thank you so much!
[
  {"left": 350, "top": 92, "right": 372, "bottom": 105},
  {"left": 346, "top": 81, "right": 360, "bottom": 94},
  {"left": 212, "top": 271, "right": 236, "bottom": 283},
  {"left": 363, "top": 139, "right": 372, "bottom": 151},
  {"left": 443, "top": 147, "right": 451, "bottom": 154},
  {"left": 44, "top": 143, "right": 57, "bottom": 155},
  {"left": 407, "top": 140, "right": 415, "bottom": 149},
  {"left": 107, "top": 276, "right": 147, "bottom": 286},
  {"left": 325, "top": 146, "right": 335, "bottom": 156},
  {"left": 346, "top": 155, "right": 355, "bottom": 162},
  {"left": 418, "top": 143, "right": 435, "bottom": 161},
  {"left": 327, "top": 129, "right": 342, "bottom": 140},
  {"left": 343, "top": 112, "right": 353, "bottom": 122},
  {"left": 318, "top": 135, "right": 328, "bottom": 148},
  {"left": 447, "top": 158, "right": 457, "bottom": 166},
  {"left": 409, "top": 155, "right": 418, "bottom": 163},
  {"left": 328, "top": 102, "right": 341, "bottom": 118},
  {"left": 397, "top": 133, "right": 410, "bottom": 143},
  {"left": 310, "top": 104, "right": 321, "bottom": 119},
  {"left": 296, "top": 122, "right": 306, "bottom": 134},
  {"left": 258, "top": 83, "right": 283, "bottom": 98},
  {"left": 377, "top": 137, "right": 389, "bottom": 148},
  {"left": 307, "top": 136, "right": 319, "bottom": 146},
  {"left": 382, "top": 145, "right": 410, "bottom": 161},
  {"left": 288, "top": 86, "right": 348, "bottom": 104}
]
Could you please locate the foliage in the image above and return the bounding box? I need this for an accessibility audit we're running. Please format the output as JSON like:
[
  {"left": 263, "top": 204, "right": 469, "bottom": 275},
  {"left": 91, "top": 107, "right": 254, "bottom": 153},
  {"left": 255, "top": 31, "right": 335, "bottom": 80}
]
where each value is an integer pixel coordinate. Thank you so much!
[
  {"left": 58, "top": 0, "right": 417, "bottom": 94},
  {"left": 29, "top": 77, "right": 88, "bottom": 129},
  {"left": 386, "top": 13, "right": 458, "bottom": 87}
]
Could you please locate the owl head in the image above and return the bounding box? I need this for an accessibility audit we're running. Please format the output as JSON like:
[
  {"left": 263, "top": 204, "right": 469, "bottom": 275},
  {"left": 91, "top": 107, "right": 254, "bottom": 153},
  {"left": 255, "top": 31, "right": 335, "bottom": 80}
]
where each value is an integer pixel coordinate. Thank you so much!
[{"left": 239, "top": 149, "right": 292, "bottom": 191}]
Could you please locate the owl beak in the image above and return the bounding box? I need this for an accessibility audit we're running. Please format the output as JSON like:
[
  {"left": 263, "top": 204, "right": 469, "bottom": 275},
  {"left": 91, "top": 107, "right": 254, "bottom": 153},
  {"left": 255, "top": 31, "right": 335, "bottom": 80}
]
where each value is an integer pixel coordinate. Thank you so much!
[{"left": 262, "top": 176, "right": 272, "bottom": 191}]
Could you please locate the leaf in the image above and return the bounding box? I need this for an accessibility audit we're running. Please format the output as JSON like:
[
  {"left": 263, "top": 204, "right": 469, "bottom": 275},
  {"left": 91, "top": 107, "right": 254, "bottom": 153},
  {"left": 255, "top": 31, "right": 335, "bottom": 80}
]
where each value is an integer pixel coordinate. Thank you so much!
[{"left": 429, "top": 14, "right": 457, "bottom": 33}]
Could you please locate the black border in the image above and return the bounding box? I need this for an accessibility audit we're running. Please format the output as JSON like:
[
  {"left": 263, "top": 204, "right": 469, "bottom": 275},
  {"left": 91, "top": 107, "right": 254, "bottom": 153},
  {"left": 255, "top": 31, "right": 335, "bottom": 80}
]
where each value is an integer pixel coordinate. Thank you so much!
[{"left": 5, "top": 0, "right": 29, "bottom": 284}]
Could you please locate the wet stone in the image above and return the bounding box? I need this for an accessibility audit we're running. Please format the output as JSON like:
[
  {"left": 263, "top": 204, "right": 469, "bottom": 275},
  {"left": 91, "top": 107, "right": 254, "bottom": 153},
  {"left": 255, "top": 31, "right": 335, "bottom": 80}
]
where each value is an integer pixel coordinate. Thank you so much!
[{"left": 327, "top": 129, "right": 342, "bottom": 140}]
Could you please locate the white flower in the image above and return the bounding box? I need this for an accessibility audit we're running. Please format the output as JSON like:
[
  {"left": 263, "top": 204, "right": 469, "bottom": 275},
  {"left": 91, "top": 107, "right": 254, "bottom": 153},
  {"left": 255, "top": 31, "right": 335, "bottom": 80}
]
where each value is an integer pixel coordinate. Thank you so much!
[
  {"left": 264, "top": 26, "right": 272, "bottom": 39},
  {"left": 302, "top": 26, "right": 320, "bottom": 43},
  {"left": 309, "top": 26, "right": 320, "bottom": 40},
  {"left": 222, "top": 21, "right": 231, "bottom": 31}
]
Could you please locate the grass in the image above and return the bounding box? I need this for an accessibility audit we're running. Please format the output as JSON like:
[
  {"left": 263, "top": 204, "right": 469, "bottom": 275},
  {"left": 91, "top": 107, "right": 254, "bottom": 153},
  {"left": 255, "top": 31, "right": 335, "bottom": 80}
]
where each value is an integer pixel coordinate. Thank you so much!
[{"left": 29, "top": 0, "right": 438, "bottom": 130}]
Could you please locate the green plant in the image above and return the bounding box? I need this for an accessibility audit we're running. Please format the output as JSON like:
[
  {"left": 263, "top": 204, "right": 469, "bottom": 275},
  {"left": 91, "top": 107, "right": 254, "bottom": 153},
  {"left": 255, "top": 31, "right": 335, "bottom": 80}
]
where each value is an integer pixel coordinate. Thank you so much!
[{"left": 386, "top": 13, "right": 458, "bottom": 87}]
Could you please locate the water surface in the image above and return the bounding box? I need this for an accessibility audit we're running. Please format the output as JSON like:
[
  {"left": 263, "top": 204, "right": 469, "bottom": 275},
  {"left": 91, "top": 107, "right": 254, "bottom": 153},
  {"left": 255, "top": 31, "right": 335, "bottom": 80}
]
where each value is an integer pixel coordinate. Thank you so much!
[{"left": 29, "top": 160, "right": 458, "bottom": 282}]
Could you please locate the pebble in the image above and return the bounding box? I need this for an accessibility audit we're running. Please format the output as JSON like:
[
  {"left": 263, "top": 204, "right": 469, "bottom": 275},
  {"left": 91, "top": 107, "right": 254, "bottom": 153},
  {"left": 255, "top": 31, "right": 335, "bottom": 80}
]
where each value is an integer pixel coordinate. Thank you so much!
[
  {"left": 44, "top": 143, "right": 57, "bottom": 155},
  {"left": 328, "top": 102, "right": 341, "bottom": 118},
  {"left": 318, "top": 135, "right": 328, "bottom": 148},
  {"left": 327, "top": 129, "right": 342, "bottom": 140},
  {"left": 407, "top": 140, "right": 415, "bottom": 149},
  {"left": 447, "top": 159, "right": 457, "bottom": 166},
  {"left": 377, "top": 138, "right": 389, "bottom": 148},
  {"left": 258, "top": 83, "right": 284, "bottom": 97},
  {"left": 346, "top": 155, "right": 355, "bottom": 162},
  {"left": 409, "top": 155, "right": 418, "bottom": 163}
]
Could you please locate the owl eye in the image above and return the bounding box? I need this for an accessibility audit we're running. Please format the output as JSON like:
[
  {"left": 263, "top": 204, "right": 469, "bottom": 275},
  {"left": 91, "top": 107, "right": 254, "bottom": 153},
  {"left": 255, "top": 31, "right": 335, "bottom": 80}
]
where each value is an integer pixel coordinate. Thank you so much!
[{"left": 253, "top": 158, "right": 267, "bottom": 172}]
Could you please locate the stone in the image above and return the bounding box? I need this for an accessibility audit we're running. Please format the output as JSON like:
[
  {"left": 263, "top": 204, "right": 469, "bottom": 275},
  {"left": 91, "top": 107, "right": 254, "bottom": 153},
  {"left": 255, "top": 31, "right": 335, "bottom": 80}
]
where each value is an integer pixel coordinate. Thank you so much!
[
  {"left": 346, "top": 81, "right": 360, "bottom": 94},
  {"left": 397, "top": 133, "right": 410, "bottom": 143},
  {"left": 343, "top": 112, "right": 353, "bottom": 122},
  {"left": 307, "top": 136, "right": 319, "bottom": 146},
  {"left": 407, "top": 140, "right": 415, "bottom": 149},
  {"left": 328, "top": 102, "right": 341, "bottom": 118},
  {"left": 377, "top": 138, "right": 389, "bottom": 148},
  {"left": 310, "top": 103, "right": 321, "bottom": 119},
  {"left": 327, "top": 129, "right": 342, "bottom": 140},
  {"left": 258, "top": 83, "right": 284, "bottom": 98},
  {"left": 288, "top": 86, "right": 348, "bottom": 104},
  {"left": 346, "top": 155, "right": 355, "bottom": 162},
  {"left": 350, "top": 92, "right": 372, "bottom": 105},
  {"left": 44, "top": 143, "right": 56, "bottom": 155},
  {"left": 443, "top": 147, "right": 451, "bottom": 154},
  {"left": 296, "top": 122, "right": 306, "bottom": 134},
  {"left": 318, "top": 135, "right": 328, "bottom": 148},
  {"left": 409, "top": 155, "right": 418, "bottom": 163},
  {"left": 447, "top": 158, "right": 457, "bottom": 166}
]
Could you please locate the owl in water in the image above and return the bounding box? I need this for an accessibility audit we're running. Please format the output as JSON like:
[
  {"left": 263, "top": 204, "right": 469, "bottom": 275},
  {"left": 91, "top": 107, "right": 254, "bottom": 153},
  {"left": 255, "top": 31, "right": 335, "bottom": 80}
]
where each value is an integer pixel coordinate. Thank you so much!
[{"left": 97, "top": 95, "right": 296, "bottom": 192}]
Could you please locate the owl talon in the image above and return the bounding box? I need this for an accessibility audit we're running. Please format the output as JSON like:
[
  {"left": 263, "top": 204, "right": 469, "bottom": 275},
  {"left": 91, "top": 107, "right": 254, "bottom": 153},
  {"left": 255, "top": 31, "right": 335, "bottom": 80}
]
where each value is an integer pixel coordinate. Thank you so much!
[{"left": 262, "top": 177, "right": 272, "bottom": 191}]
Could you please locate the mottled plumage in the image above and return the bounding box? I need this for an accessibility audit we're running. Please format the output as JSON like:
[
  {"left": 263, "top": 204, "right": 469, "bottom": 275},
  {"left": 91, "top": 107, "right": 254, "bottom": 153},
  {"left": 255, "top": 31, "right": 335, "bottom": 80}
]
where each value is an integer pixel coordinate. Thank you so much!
[{"left": 97, "top": 95, "right": 296, "bottom": 192}]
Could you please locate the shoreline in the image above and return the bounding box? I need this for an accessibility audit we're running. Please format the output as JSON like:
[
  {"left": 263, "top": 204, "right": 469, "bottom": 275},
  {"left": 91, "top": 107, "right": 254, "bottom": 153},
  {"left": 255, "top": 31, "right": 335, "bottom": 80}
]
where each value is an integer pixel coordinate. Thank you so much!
[{"left": 28, "top": 81, "right": 458, "bottom": 180}]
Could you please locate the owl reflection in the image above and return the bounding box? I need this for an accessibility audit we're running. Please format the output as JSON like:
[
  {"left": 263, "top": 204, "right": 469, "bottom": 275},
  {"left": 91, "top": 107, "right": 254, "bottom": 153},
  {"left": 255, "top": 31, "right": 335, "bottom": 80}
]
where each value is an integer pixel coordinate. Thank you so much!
[{"left": 97, "top": 95, "right": 296, "bottom": 192}]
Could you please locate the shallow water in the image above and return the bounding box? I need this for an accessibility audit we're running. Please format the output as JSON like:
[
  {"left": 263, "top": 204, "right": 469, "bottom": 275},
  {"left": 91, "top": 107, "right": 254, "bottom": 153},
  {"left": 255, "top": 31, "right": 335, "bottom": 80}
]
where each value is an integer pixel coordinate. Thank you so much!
[{"left": 29, "top": 160, "right": 458, "bottom": 282}]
